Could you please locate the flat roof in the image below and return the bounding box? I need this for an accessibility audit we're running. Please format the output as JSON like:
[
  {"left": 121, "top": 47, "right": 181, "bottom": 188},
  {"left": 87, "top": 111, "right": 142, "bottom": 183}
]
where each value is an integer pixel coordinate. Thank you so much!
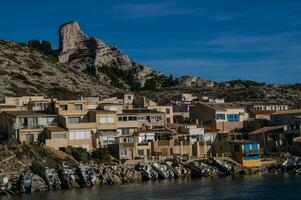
[
  {"left": 121, "top": 109, "right": 164, "bottom": 114},
  {"left": 4, "top": 111, "right": 57, "bottom": 117},
  {"left": 91, "top": 110, "right": 116, "bottom": 114},
  {"left": 271, "top": 109, "right": 301, "bottom": 116},
  {"left": 45, "top": 126, "right": 66, "bottom": 132},
  {"left": 0, "top": 105, "right": 17, "bottom": 108},
  {"left": 199, "top": 103, "right": 242, "bottom": 111}
]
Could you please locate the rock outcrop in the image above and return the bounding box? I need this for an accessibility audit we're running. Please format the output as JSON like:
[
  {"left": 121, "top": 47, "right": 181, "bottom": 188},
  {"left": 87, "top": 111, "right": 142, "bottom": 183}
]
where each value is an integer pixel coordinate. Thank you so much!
[
  {"left": 57, "top": 21, "right": 156, "bottom": 87},
  {"left": 28, "top": 40, "right": 55, "bottom": 55},
  {"left": 0, "top": 40, "right": 120, "bottom": 99},
  {"left": 178, "top": 76, "right": 215, "bottom": 87}
]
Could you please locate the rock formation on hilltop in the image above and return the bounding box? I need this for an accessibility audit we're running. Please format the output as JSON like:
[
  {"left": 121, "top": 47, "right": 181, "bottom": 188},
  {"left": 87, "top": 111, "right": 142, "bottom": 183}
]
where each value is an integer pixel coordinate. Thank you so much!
[
  {"left": 177, "top": 76, "right": 215, "bottom": 87},
  {"left": 57, "top": 21, "right": 156, "bottom": 88}
]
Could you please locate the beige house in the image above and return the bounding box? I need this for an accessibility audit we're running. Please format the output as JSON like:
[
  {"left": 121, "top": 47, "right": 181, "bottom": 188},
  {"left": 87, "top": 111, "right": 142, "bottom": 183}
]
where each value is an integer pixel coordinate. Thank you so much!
[
  {"left": 53, "top": 100, "right": 96, "bottom": 151},
  {"left": 108, "top": 135, "right": 152, "bottom": 160},
  {"left": 117, "top": 109, "right": 166, "bottom": 136},
  {"left": 3, "top": 96, "right": 52, "bottom": 108},
  {"left": 190, "top": 103, "right": 248, "bottom": 133},
  {"left": 89, "top": 110, "right": 119, "bottom": 147},
  {"left": 0, "top": 111, "right": 58, "bottom": 143}
]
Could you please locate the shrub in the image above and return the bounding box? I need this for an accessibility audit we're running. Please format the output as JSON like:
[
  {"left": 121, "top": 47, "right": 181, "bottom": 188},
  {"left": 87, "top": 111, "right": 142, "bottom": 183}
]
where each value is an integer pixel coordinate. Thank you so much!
[
  {"left": 71, "top": 147, "right": 89, "bottom": 162},
  {"left": 31, "top": 160, "right": 45, "bottom": 178},
  {"left": 91, "top": 148, "right": 111, "bottom": 164}
]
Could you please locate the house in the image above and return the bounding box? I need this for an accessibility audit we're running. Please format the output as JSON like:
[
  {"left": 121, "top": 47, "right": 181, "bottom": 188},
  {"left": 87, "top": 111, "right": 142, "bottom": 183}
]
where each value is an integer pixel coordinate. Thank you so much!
[
  {"left": 27, "top": 99, "right": 53, "bottom": 111},
  {"left": 292, "top": 136, "right": 301, "bottom": 155},
  {"left": 242, "top": 102, "right": 289, "bottom": 113},
  {"left": 231, "top": 141, "right": 261, "bottom": 167},
  {"left": 211, "top": 132, "right": 244, "bottom": 156},
  {"left": 88, "top": 110, "right": 118, "bottom": 147},
  {"left": 271, "top": 109, "right": 301, "bottom": 129},
  {"left": 249, "top": 110, "right": 276, "bottom": 121},
  {"left": 248, "top": 125, "right": 290, "bottom": 154},
  {"left": 108, "top": 135, "right": 152, "bottom": 160},
  {"left": 110, "top": 92, "right": 135, "bottom": 105},
  {"left": 44, "top": 126, "right": 68, "bottom": 150},
  {"left": 54, "top": 100, "right": 96, "bottom": 151},
  {"left": 167, "top": 102, "right": 192, "bottom": 119},
  {"left": 190, "top": 103, "right": 248, "bottom": 133},
  {"left": 132, "top": 96, "right": 174, "bottom": 123},
  {"left": 0, "top": 111, "right": 58, "bottom": 143},
  {"left": 173, "top": 93, "right": 197, "bottom": 103},
  {"left": 98, "top": 102, "right": 123, "bottom": 113},
  {"left": 147, "top": 105, "right": 173, "bottom": 124},
  {"left": 117, "top": 109, "right": 166, "bottom": 136}
]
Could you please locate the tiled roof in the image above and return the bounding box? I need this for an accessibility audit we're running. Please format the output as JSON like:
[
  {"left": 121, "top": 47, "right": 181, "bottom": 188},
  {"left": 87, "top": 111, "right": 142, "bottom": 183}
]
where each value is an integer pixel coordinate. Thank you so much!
[
  {"left": 248, "top": 125, "right": 287, "bottom": 135},
  {"left": 251, "top": 110, "right": 276, "bottom": 115},
  {"left": 271, "top": 109, "right": 301, "bottom": 116}
]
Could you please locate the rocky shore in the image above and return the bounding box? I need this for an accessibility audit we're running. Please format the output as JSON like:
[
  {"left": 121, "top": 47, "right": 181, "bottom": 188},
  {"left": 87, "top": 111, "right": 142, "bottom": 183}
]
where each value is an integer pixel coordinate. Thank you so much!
[{"left": 0, "top": 144, "right": 298, "bottom": 196}]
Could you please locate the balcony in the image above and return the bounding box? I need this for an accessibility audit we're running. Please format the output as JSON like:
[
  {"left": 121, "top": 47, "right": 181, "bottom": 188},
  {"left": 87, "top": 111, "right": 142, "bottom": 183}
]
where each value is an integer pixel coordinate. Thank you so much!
[{"left": 65, "top": 122, "right": 96, "bottom": 129}]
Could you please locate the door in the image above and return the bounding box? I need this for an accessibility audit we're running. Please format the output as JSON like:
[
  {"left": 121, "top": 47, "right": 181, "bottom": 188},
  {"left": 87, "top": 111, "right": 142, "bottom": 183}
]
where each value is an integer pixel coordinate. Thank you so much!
[
  {"left": 24, "top": 133, "right": 34, "bottom": 143},
  {"left": 161, "top": 148, "right": 168, "bottom": 156}
]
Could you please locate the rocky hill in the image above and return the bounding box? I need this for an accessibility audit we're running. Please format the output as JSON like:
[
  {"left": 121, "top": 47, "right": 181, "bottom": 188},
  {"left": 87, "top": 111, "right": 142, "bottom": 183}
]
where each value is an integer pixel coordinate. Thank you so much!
[
  {"left": 0, "top": 21, "right": 300, "bottom": 105},
  {"left": 0, "top": 40, "right": 120, "bottom": 99}
]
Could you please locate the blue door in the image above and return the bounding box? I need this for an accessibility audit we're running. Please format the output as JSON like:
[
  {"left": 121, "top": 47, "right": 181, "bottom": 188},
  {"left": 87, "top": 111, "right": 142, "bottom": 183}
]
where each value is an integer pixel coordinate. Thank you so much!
[
  {"left": 252, "top": 143, "right": 259, "bottom": 159},
  {"left": 244, "top": 144, "right": 251, "bottom": 160}
]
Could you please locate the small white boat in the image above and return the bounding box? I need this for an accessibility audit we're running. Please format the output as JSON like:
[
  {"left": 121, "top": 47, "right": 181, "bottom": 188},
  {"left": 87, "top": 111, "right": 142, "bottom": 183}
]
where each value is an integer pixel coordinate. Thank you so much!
[{"left": 151, "top": 163, "right": 170, "bottom": 179}]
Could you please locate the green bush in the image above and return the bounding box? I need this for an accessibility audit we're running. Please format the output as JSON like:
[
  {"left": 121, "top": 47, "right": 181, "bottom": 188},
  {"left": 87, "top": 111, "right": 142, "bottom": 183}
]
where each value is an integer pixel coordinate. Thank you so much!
[
  {"left": 71, "top": 147, "right": 89, "bottom": 162},
  {"left": 91, "top": 148, "right": 111, "bottom": 164},
  {"left": 31, "top": 160, "right": 45, "bottom": 178}
]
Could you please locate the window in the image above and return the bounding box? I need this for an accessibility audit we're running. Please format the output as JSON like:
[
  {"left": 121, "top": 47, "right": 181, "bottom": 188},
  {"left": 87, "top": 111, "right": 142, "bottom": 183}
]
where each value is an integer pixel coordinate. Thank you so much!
[
  {"left": 166, "top": 118, "right": 171, "bottom": 123},
  {"left": 74, "top": 104, "right": 83, "bottom": 111},
  {"left": 60, "top": 105, "right": 68, "bottom": 111},
  {"left": 120, "top": 149, "right": 127, "bottom": 156},
  {"left": 234, "top": 145, "right": 240, "bottom": 152},
  {"left": 227, "top": 114, "right": 240, "bottom": 122},
  {"left": 166, "top": 108, "right": 170, "bottom": 114},
  {"left": 69, "top": 130, "right": 91, "bottom": 140},
  {"left": 68, "top": 117, "right": 81, "bottom": 124},
  {"left": 52, "top": 132, "right": 66, "bottom": 139},
  {"left": 19, "top": 117, "right": 38, "bottom": 129},
  {"left": 138, "top": 149, "right": 144, "bottom": 156},
  {"left": 127, "top": 95, "right": 132, "bottom": 100},
  {"left": 128, "top": 116, "right": 137, "bottom": 121},
  {"left": 215, "top": 114, "right": 226, "bottom": 120},
  {"left": 40, "top": 116, "right": 57, "bottom": 126},
  {"left": 123, "top": 137, "right": 134, "bottom": 143},
  {"left": 99, "top": 116, "right": 115, "bottom": 124}
]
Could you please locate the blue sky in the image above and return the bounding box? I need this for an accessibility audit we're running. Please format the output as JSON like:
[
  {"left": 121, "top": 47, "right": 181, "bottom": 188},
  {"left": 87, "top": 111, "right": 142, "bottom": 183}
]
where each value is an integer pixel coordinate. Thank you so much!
[{"left": 1, "top": 0, "right": 301, "bottom": 83}]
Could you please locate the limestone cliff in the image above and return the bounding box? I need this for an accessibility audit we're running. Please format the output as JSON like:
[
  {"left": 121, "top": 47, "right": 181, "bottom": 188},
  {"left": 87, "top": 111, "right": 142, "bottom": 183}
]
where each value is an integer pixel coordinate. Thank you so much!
[{"left": 57, "top": 21, "right": 156, "bottom": 87}]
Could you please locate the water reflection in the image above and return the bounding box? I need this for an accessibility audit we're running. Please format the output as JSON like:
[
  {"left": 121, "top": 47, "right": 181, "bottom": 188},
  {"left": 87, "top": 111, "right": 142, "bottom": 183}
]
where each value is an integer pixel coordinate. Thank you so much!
[{"left": 2, "top": 175, "right": 301, "bottom": 200}]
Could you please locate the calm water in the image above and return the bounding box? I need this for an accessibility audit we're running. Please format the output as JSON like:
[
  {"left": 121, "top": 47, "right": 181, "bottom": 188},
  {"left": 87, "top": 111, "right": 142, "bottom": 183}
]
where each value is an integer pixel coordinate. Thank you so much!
[{"left": 3, "top": 174, "right": 301, "bottom": 200}]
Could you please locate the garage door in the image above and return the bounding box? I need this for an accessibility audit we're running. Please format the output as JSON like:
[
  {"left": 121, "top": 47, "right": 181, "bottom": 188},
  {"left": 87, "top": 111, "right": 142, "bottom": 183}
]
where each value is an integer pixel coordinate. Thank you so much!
[{"left": 69, "top": 129, "right": 91, "bottom": 140}]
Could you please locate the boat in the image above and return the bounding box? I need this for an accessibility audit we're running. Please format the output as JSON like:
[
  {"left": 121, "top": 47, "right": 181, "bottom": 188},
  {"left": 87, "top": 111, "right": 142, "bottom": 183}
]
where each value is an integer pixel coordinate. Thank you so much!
[
  {"left": 45, "top": 167, "right": 61, "bottom": 190},
  {"left": 0, "top": 175, "right": 12, "bottom": 195},
  {"left": 151, "top": 163, "right": 170, "bottom": 179},
  {"left": 165, "top": 161, "right": 183, "bottom": 177},
  {"left": 58, "top": 165, "right": 78, "bottom": 189},
  {"left": 136, "top": 163, "right": 158, "bottom": 180},
  {"left": 210, "top": 158, "right": 233, "bottom": 175},
  {"left": 19, "top": 170, "right": 34, "bottom": 193},
  {"left": 76, "top": 164, "right": 97, "bottom": 187}
]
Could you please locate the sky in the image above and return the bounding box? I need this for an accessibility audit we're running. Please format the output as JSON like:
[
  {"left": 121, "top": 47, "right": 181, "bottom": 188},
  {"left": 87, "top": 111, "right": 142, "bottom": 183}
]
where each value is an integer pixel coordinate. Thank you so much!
[{"left": 1, "top": 0, "right": 301, "bottom": 83}]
